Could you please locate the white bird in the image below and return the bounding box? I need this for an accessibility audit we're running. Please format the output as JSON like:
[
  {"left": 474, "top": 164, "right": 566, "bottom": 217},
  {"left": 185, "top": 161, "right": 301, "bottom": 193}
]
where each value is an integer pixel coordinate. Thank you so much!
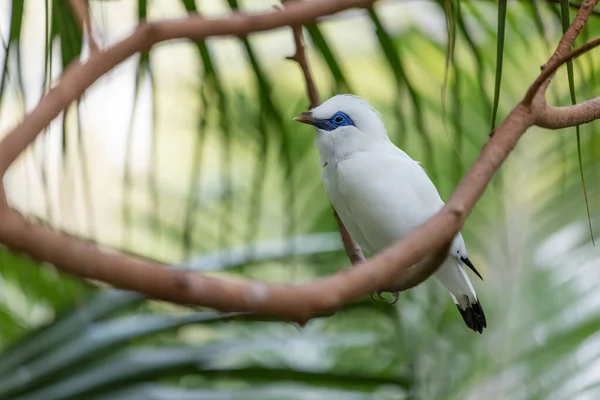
[{"left": 293, "top": 94, "right": 486, "bottom": 333}]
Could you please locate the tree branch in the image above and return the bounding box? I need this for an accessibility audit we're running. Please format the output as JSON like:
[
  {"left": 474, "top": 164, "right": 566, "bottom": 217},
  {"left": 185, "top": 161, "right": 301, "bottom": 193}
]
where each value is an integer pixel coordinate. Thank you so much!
[{"left": 1, "top": 0, "right": 600, "bottom": 323}]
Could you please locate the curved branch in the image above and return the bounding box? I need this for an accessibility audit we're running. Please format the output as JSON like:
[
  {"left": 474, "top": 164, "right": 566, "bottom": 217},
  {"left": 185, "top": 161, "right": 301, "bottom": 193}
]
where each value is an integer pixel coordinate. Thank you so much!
[
  {"left": 381, "top": 241, "right": 452, "bottom": 293},
  {"left": 0, "top": 0, "right": 600, "bottom": 324},
  {"left": 0, "top": 0, "right": 376, "bottom": 178},
  {"left": 0, "top": 102, "right": 533, "bottom": 322}
]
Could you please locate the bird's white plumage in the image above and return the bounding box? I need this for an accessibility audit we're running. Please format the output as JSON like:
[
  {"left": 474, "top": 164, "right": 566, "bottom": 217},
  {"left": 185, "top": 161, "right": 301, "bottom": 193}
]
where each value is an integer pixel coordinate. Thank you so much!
[{"left": 309, "top": 94, "right": 479, "bottom": 310}]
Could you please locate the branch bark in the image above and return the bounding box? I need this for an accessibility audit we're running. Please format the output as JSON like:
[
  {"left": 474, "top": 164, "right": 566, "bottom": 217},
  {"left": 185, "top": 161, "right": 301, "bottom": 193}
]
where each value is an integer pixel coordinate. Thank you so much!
[{"left": 1, "top": 0, "right": 600, "bottom": 323}]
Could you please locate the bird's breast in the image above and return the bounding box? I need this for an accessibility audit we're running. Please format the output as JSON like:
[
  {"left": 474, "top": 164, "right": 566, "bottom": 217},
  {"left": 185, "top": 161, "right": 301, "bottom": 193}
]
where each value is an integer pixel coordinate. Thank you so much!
[{"left": 320, "top": 153, "right": 444, "bottom": 254}]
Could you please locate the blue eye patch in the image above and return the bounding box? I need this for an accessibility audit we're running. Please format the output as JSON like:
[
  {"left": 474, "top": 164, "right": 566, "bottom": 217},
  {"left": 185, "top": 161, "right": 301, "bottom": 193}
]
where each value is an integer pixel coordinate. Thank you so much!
[{"left": 313, "top": 111, "right": 355, "bottom": 131}]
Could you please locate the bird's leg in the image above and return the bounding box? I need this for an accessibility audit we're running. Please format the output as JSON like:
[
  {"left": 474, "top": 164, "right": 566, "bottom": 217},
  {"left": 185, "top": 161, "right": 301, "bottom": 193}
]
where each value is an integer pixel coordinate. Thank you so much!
[{"left": 389, "top": 291, "right": 400, "bottom": 305}]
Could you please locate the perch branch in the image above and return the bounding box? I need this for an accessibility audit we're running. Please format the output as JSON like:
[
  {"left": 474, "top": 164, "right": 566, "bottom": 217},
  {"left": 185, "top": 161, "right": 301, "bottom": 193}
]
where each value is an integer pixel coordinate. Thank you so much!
[{"left": 0, "top": 0, "right": 600, "bottom": 323}]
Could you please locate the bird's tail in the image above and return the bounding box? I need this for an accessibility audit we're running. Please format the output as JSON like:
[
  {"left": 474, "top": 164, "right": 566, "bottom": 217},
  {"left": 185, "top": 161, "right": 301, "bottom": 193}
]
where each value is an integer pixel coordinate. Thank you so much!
[
  {"left": 454, "top": 297, "right": 487, "bottom": 334},
  {"left": 435, "top": 258, "right": 487, "bottom": 333}
]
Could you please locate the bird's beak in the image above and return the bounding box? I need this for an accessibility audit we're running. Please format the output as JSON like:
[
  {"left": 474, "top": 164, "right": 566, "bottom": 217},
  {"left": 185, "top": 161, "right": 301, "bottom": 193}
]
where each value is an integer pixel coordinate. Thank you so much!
[{"left": 293, "top": 111, "right": 316, "bottom": 126}]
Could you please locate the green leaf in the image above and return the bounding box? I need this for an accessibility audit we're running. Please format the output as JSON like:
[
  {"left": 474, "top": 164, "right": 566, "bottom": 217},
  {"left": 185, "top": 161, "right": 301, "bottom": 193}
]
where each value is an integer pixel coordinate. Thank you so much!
[
  {"left": 0, "top": 290, "right": 138, "bottom": 377},
  {"left": 17, "top": 338, "right": 405, "bottom": 400},
  {"left": 305, "top": 25, "right": 352, "bottom": 93},
  {"left": 0, "top": 0, "right": 24, "bottom": 104},
  {"left": 559, "top": 0, "right": 595, "bottom": 245},
  {"left": 368, "top": 9, "right": 437, "bottom": 183},
  {"left": 490, "top": 0, "right": 507, "bottom": 130},
  {"left": 440, "top": 0, "right": 457, "bottom": 119},
  {"left": 0, "top": 312, "right": 241, "bottom": 398},
  {"left": 98, "top": 384, "right": 376, "bottom": 400}
]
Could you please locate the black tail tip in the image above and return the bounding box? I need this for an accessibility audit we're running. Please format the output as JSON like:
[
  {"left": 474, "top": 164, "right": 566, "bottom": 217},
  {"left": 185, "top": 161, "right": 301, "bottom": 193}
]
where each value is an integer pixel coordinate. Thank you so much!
[{"left": 456, "top": 300, "right": 487, "bottom": 334}]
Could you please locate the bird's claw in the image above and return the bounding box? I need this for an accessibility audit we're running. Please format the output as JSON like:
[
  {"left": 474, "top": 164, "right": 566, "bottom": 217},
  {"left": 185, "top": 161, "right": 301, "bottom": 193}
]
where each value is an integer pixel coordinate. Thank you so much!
[
  {"left": 370, "top": 289, "right": 400, "bottom": 304},
  {"left": 370, "top": 289, "right": 386, "bottom": 301}
]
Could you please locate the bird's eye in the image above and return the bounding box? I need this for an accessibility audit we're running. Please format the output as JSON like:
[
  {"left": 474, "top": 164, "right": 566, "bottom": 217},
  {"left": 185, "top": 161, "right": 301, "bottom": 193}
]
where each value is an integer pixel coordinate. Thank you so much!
[{"left": 325, "top": 111, "right": 355, "bottom": 130}]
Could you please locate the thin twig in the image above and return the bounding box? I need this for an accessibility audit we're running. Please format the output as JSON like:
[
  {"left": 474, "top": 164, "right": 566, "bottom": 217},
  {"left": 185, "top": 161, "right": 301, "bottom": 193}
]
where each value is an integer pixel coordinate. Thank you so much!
[
  {"left": 284, "top": 5, "right": 320, "bottom": 108},
  {"left": 533, "top": 0, "right": 599, "bottom": 100},
  {"left": 282, "top": 0, "right": 367, "bottom": 266},
  {"left": 524, "top": 34, "right": 600, "bottom": 105},
  {"left": 69, "top": 0, "right": 99, "bottom": 54},
  {"left": 545, "top": 0, "right": 600, "bottom": 18},
  {"left": 333, "top": 211, "right": 367, "bottom": 265}
]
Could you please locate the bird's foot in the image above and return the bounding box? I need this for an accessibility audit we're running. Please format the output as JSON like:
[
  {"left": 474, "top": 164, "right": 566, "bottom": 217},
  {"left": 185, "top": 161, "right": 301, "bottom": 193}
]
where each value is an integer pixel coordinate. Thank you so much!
[{"left": 370, "top": 290, "right": 400, "bottom": 304}]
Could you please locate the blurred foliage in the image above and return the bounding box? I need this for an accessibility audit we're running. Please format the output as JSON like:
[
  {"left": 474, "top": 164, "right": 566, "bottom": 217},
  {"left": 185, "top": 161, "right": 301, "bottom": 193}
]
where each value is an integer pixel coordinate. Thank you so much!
[{"left": 1, "top": 0, "right": 600, "bottom": 399}]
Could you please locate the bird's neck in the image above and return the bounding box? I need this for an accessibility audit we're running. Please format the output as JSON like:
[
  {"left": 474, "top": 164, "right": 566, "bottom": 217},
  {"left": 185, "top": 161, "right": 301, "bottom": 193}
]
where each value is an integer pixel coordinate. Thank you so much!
[{"left": 315, "top": 134, "right": 393, "bottom": 168}]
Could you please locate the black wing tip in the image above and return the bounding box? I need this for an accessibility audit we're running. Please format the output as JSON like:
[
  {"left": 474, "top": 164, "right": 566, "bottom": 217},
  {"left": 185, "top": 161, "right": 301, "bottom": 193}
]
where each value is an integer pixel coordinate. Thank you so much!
[
  {"left": 460, "top": 256, "right": 484, "bottom": 281},
  {"left": 456, "top": 300, "right": 487, "bottom": 334}
]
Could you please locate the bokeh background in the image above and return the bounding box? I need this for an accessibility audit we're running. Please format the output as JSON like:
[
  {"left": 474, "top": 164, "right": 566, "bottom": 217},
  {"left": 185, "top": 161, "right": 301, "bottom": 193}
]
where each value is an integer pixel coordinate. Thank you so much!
[{"left": 1, "top": 0, "right": 600, "bottom": 399}]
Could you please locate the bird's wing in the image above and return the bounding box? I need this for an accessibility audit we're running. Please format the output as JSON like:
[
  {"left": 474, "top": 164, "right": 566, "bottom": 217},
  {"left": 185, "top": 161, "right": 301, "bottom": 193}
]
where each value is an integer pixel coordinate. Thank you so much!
[{"left": 332, "top": 150, "right": 445, "bottom": 253}]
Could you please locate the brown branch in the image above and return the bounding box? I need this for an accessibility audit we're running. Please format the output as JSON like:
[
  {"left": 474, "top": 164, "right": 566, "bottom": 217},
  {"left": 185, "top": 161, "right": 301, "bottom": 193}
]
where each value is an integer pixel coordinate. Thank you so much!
[
  {"left": 1, "top": 0, "right": 600, "bottom": 323},
  {"left": 381, "top": 241, "right": 452, "bottom": 293},
  {"left": 333, "top": 211, "right": 366, "bottom": 265},
  {"left": 69, "top": 0, "right": 99, "bottom": 54}
]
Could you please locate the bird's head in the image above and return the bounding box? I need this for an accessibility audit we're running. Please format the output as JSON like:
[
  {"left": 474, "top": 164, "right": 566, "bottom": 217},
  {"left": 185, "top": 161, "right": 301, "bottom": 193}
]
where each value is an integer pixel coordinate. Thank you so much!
[{"left": 293, "top": 94, "right": 391, "bottom": 164}]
